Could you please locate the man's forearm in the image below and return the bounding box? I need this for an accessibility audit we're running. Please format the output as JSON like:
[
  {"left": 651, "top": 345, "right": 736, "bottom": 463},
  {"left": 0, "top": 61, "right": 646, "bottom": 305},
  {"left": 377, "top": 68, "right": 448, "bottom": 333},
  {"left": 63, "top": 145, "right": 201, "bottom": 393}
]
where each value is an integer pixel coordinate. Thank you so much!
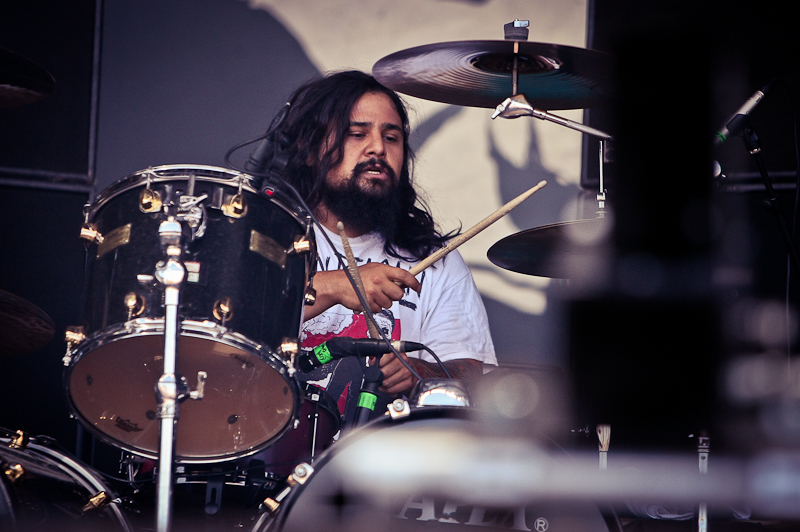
[{"left": 407, "top": 357, "right": 484, "bottom": 383}]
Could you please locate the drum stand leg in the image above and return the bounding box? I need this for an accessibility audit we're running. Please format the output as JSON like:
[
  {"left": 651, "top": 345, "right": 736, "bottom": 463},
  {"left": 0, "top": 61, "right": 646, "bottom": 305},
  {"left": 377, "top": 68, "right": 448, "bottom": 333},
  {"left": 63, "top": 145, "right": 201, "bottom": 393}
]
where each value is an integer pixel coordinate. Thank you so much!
[
  {"left": 151, "top": 218, "right": 207, "bottom": 532},
  {"left": 156, "top": 284, "right": 181, "bottom": 532}
]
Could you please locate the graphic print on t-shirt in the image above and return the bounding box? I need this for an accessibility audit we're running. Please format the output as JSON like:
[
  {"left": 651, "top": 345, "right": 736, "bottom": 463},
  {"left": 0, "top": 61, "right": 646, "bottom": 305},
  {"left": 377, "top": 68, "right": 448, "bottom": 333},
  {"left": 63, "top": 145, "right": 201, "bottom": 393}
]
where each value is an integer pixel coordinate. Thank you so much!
[{"left": 300, "top": 309, "right": 401, "bottom": 421}]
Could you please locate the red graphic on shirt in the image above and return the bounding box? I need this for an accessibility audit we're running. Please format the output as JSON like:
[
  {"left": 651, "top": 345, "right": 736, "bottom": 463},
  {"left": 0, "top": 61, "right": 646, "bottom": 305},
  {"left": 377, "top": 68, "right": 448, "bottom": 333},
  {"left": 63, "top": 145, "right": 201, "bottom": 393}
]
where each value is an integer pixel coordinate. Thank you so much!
[{"left": 301, "top": 313, "right": 401, "bottom": 349}]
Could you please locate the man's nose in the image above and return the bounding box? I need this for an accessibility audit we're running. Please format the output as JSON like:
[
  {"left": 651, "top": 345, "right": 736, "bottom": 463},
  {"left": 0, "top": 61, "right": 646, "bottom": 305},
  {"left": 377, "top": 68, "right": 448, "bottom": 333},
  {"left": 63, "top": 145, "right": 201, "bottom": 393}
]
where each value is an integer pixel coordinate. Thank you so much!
[{"left": 365, "top": 132, "right": 386, "bottom": 158}]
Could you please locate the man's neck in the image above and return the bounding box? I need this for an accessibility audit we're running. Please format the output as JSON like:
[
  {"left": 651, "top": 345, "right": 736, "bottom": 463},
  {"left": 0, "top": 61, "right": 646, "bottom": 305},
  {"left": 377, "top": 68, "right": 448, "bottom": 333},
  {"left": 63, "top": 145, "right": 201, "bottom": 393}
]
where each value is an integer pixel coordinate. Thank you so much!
[{"left": 315, "top": 203, "right": 368, "bottom": 238}]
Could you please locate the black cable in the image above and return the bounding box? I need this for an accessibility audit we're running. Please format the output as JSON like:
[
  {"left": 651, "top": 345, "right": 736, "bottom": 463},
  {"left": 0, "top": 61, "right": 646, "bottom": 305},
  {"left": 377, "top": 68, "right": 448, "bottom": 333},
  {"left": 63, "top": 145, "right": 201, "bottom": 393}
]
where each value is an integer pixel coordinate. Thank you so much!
[
  {"left": 422, "top": 345, "right": 453, "bottom": 379},
  {"left": 223, "top": 134, "right": 265, "bottom": 171}
]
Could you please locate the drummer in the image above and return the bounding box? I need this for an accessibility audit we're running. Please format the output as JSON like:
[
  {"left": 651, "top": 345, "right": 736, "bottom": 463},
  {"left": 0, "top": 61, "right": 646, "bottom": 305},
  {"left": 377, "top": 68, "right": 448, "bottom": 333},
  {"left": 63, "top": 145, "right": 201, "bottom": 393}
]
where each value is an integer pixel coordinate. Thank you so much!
[{"left": 279, "top": 70, "right": 497, "bottom": 421}]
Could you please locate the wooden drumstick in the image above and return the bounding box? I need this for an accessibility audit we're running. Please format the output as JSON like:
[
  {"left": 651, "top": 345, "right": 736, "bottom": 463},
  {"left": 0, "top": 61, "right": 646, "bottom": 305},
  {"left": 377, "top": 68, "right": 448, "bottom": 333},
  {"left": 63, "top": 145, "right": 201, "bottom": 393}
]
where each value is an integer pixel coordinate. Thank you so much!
[
  {"left": 337, "top": 221, "right": 381, "bottom": 339},
  {"left": 408, "top": 180, "right": 547, "bottom": 276}
]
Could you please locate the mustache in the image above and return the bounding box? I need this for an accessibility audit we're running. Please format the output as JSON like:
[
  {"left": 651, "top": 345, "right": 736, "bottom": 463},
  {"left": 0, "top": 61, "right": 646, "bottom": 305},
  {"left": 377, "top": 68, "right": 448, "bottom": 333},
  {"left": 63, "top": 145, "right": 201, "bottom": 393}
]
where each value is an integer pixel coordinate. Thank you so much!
[{"left": 352, "top": 158, "right": 397, "bottom": 181}]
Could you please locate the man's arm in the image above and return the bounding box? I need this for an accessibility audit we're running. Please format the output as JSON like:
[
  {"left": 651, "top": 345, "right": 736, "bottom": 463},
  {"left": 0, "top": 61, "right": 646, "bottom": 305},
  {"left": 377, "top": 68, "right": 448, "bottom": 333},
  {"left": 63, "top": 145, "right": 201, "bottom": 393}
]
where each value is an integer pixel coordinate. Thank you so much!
[
  {"left": 378, "top": 352, "right": 484, "bottom": 395},
  {"left": 303, "top": 263, "right": 421, "bottom": 321}
]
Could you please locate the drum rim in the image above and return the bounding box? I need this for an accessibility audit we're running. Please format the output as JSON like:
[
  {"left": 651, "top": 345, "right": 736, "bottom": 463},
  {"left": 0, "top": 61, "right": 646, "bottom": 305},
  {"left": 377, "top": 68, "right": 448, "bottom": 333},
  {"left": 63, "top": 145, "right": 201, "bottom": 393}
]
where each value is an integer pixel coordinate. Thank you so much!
[
  {"left": 64, "top": 318, "right": 302, "bottom": 464},
  {"left": 0, "top": 434, "right": 133, "bottom": 531},
  {"left": 86, "top": 164, "right": 310, "bottom": 228}
]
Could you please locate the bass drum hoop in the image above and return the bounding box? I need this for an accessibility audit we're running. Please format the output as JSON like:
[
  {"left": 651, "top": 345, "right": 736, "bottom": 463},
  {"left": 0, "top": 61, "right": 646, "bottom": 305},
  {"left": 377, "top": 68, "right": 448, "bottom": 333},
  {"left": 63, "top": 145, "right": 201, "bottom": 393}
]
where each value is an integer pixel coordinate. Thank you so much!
[
  {"left": 65, "top": 318, "right": 301, "bottom": 464},
  {"left": 257, "top": 406, "right": 619, "bottom": 532},
  {"left": 0, "top": 434, "right": 133, "bottom": 531}
]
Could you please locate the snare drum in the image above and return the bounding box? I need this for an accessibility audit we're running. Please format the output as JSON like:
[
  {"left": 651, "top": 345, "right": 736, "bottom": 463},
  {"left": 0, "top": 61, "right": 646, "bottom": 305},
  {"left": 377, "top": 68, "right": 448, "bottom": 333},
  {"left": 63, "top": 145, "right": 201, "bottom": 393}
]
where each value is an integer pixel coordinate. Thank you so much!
[
  {"left": 0, "top": 431, "right": 132, "bottom": 532},
  {"left": 65, "top": 165, "right": 315, "bottom": 463}
]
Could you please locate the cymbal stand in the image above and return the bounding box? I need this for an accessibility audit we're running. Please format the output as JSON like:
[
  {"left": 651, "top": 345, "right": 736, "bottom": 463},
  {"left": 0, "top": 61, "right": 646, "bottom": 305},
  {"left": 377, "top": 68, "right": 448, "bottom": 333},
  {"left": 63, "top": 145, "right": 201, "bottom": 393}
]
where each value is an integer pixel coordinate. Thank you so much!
[
  {"left": 153, "top": 217, "right": 207, "bottom": 532},
  {"left": 597, "top": 139, "right": 608, "bottom": 217},
  {"left": 491, "top": 93, "right": 613, "bottom": 141}
]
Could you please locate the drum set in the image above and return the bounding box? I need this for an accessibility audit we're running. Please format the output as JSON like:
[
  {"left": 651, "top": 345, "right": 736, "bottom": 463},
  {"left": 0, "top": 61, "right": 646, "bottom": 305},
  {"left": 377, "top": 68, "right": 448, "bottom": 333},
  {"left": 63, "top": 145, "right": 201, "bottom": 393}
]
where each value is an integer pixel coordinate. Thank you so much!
[{"left": 1, "top": 21, "right": 643, "bottom": 532}]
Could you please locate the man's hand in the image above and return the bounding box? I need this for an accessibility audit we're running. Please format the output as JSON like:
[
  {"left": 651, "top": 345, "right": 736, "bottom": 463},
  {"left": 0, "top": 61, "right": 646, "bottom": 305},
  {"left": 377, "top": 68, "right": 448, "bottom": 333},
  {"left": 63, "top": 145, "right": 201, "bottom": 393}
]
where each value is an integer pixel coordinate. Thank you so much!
[
  {"left": 378, "top": 354, "right": 484, "bottom": 395},
  {"left": 304, "top": 263, "right": 421, "bottom": 320}
]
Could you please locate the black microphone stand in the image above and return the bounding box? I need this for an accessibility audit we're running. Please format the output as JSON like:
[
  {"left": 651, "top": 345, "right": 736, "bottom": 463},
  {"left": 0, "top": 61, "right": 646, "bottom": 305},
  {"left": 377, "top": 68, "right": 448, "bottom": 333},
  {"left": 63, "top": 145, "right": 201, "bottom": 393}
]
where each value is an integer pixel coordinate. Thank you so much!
[
  {"left": 728, "top": 114, "right": 800, "bottom": 276},
  {"left": 348, "top": 356, "right": 385, "bottom": 430}
]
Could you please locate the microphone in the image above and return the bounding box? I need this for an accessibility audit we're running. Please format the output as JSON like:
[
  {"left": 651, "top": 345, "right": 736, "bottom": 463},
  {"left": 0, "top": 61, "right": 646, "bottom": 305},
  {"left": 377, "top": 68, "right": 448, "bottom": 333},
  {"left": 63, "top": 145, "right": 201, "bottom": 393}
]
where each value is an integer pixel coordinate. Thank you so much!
[
  {"left": 298, "top": 337, "right": 425, "bottom": 373},
  {"left": 715, "top": 79, "right": 775, "bottom": 145},
  {"left": 244, "top": 102, "right": 291, "bottom": 174}
]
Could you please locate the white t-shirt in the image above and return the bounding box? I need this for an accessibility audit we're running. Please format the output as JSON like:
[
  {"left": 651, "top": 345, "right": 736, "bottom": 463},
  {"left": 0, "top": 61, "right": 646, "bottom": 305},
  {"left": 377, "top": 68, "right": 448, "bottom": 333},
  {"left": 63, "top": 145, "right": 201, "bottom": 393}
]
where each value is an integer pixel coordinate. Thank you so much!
[{"left": 300, "top": 225, "right": 496, "bottom": 418}]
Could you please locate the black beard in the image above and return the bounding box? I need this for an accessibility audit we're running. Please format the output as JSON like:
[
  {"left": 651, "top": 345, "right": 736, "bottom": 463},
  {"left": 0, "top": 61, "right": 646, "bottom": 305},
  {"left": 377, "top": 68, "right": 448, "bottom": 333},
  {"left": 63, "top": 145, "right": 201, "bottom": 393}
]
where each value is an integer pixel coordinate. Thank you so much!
[{"left": 320, "top": 161, "right": 401, "bottom": 238}]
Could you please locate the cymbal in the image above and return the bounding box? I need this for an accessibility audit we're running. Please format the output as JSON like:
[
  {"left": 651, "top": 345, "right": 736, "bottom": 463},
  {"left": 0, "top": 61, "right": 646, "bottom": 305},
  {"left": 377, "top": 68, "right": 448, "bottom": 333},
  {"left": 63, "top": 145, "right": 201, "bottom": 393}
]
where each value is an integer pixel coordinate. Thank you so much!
[
  {"left": 373, "top": 40, "right": 612, "bottom": 110},
  {"left": 0, "top": 289, "right": 55, "bottom": 356},
  {"left": 0, "top": 48, "right": 55, "bottom": 109},
  {"left": 487, "top": 218, "right": 610, "bottom": 278}
]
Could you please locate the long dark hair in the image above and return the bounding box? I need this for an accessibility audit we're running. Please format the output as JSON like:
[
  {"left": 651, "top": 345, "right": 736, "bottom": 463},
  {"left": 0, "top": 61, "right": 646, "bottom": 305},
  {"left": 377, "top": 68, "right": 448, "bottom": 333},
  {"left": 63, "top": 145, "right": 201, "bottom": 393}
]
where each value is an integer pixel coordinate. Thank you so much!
[{"left": 279, "top": 70, "right": 455, "bottom": 261}]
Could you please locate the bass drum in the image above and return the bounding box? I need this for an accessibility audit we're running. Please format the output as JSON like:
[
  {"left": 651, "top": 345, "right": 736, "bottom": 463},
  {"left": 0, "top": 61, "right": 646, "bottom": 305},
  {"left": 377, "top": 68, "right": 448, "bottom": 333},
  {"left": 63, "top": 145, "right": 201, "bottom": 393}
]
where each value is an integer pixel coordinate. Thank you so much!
[
  {"left": 0, "top": 431, "right": 132, "bottom": 532},
  {"left": 254, "top": 407, "right": 618, "bottom": 532},
  {"left": 65, "top": 165, "right": 315, "bottom": 463}
]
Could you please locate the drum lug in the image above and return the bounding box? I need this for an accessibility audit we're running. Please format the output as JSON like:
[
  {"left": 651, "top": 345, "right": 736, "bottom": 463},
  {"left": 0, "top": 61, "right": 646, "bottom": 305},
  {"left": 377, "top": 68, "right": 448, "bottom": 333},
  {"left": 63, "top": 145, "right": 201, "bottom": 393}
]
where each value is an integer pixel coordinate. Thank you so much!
[
  {"left": 9, "top": 430, "right": 30, "bottom": 450},
  {"left": 2, "top": 462, "right": 25, "bottom": 483},
  {"left": 222, "top": 192, "right": 247, "bottom": 218},
  {"left": 82, "top": 491, "right": 113, "bottom": 512},
  {"left": 79, "top": 223, "right": 103, "bottom": 245},
  {"left": 212, "top": 297, "right": 234, "bottom": 323},
  {"left": 139, "top": 187, "right": 162, "bottom": 213},
  {"left": 261, "top": 496, "right": 281, "bottom": 514},
  {"left": 124, "top": 292, "right": 146, "bottom": 319}
]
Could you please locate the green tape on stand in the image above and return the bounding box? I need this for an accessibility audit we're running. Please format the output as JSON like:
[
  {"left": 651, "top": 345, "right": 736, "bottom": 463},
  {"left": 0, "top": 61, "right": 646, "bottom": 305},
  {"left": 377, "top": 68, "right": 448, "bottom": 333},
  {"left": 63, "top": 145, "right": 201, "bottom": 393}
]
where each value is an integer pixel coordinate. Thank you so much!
[{"left": 358, "top": 392, "right": 378, "bottom": 411}]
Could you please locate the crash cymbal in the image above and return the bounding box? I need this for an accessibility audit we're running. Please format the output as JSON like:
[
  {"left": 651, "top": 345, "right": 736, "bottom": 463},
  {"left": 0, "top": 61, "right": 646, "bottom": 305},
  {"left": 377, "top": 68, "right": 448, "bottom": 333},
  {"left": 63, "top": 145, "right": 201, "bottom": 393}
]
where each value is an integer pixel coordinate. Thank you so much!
[
  {"left": 0, "top": 48, "right": 55, "bottom": 109},
  {"left": 373, "top": 40, "right": 612, "bottom": 110},
  {"left": 487, "top": 218, "right": 610, "bottom": 278},
  {"left": 0, "top": 289, "right": 55, "bottom": 356}
]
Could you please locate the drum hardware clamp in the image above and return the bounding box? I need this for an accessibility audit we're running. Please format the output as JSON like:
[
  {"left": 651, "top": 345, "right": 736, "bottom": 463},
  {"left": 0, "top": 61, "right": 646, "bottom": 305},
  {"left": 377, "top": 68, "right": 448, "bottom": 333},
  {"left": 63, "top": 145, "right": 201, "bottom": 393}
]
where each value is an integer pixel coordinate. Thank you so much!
[
  {"left": 260, "top": 463, "right": 315, "bottom": 514},
  {"left": 278, "top": 338, "right": 300, "bottom": 376},
  {"left": 288, "top": 236, "right": 313, "bottom": 255},
  {"left": 177, "top": 193, "right": 208, "bottom": 239},
  {"left": 304, "top": 284, "right": 317, "bottom": 306},
  {"left": 79, "top": 222, "right": 103, "bottom": 245},
  {"left": 389, "top": 398, "right": 411, "bottom": 419},
  {"left": 137, "top": 274, "right": 158, "bottom": 291}
]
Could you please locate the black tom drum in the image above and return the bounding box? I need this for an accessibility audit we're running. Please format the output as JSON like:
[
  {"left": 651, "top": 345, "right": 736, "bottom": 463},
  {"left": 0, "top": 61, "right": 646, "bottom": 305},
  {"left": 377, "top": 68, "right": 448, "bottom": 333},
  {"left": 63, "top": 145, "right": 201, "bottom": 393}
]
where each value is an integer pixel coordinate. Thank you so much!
[{"left": 65, "top": 165, "right": 314, "bottom": 463}]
